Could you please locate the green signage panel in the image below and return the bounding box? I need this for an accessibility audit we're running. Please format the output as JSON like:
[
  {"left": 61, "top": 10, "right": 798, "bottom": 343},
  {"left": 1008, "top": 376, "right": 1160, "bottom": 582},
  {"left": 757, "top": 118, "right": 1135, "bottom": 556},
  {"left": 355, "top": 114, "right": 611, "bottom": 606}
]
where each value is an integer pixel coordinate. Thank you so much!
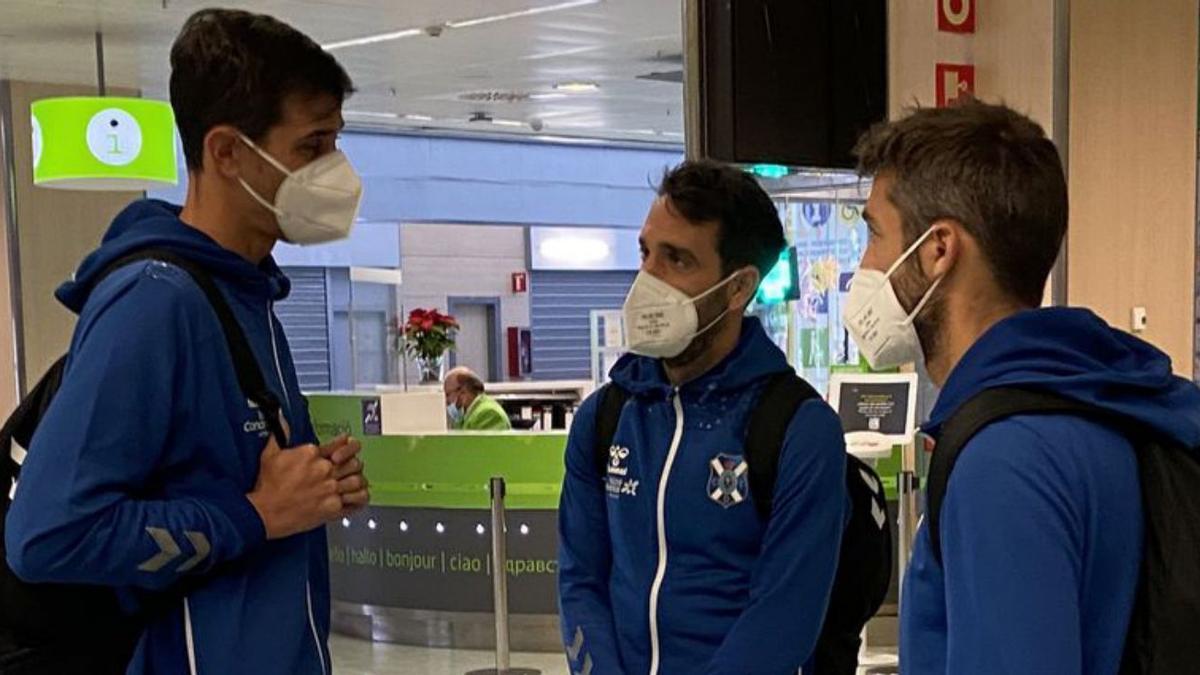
[
  {"left": 307, "top": 394, "right": 568, "bottom": 510},
  {"left": 32, "top": 97, "right": 178, "bottom": 190}
]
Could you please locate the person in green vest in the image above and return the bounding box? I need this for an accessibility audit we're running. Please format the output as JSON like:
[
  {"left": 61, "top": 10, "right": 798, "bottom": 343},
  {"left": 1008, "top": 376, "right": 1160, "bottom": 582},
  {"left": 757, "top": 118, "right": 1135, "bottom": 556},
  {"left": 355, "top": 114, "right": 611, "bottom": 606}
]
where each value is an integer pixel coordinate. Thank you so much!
[{"left": 444, "top": 367, "right": 512, "bottom": 431}]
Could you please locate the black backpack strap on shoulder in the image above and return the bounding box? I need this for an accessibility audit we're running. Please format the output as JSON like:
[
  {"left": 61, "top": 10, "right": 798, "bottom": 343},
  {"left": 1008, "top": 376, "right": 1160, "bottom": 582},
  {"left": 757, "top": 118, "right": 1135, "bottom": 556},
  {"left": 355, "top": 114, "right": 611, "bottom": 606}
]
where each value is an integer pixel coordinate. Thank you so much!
[
  {"left": 744, "top": 371, "right": 821, "bottom": 520},
  {"left": 100, "top": 249, "right": 289, "bottom": 446},
  {"left": 927, "top": 386, "right": 1097, "bottom": 564},
  {"left": 592, "top": 383, "right": 632, "bottom": 478}
]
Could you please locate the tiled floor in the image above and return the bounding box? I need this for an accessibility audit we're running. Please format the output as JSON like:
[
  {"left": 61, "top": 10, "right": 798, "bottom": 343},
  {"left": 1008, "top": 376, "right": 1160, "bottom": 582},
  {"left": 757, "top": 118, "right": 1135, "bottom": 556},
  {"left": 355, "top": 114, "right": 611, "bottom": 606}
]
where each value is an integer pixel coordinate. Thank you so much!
[
  {"left": 330, "top": 635, "right": 570, "bottom": 675},
  {"left": 329, "top": 635, "right": 899, "bottom": 675}
]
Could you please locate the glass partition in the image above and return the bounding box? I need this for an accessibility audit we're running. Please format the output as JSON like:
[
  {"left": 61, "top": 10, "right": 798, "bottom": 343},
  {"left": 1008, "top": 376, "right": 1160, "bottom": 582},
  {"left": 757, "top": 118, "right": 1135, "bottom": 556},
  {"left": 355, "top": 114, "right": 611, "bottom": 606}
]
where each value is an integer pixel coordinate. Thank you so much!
[{"left": 347, "top": 267, "right": 404, "bottom": 389}]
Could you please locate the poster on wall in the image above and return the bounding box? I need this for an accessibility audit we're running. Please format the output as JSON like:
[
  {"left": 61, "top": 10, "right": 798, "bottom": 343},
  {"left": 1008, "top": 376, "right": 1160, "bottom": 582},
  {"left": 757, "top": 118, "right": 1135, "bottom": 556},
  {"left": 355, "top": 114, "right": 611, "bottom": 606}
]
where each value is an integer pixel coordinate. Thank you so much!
[{"left": 784, "top": 199, "right": 870, "bottom": 396}]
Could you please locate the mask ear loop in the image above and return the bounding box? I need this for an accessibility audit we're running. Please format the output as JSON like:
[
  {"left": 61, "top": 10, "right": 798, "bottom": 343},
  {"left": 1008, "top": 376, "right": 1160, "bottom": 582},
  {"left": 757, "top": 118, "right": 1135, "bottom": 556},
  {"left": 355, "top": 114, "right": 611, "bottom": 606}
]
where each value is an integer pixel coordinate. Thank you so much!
[
  {"left": 690, "top": 269, "right": 742, "bottom": 304},
  {"left": 883, "top": 226, "right": 938, "bottom": 280},
  {"left": 901, "top": 277, "right": 943, "bottom": 327},
  {"left": 235, "top": 132, "right": 291, "bottom": 218},
  {"left": 686, "top": 269, "right": 749, "bottom": 340},
  {"left": 236, "top": 132, "right": 293, "bottom": 176},
  {"left": 888, "top": 226, "right": 944, "bottom": 327}
]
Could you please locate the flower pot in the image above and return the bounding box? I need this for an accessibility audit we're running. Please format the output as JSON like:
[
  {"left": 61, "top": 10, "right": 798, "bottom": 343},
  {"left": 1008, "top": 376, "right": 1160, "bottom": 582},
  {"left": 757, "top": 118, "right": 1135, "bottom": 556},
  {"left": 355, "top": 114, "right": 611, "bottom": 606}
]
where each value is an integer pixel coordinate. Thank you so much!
[{"left": 416, "top": 355, "right": 445, "bottom": 384}]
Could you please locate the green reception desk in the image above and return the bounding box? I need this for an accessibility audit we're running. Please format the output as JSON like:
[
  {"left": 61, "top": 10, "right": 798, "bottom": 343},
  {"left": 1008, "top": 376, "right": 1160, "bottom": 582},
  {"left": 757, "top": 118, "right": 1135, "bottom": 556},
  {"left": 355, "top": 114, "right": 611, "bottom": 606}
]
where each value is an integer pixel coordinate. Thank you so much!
[{"left": 308, "top": 394, "right": 567, "bottom": 652}]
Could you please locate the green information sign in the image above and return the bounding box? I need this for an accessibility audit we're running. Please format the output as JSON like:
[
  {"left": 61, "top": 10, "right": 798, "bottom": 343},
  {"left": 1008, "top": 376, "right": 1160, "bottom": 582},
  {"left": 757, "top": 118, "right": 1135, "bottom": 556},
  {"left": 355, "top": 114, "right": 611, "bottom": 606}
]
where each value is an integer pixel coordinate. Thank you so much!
[{"left": 31, "top": 97, "right": 178, "bottom": 190}]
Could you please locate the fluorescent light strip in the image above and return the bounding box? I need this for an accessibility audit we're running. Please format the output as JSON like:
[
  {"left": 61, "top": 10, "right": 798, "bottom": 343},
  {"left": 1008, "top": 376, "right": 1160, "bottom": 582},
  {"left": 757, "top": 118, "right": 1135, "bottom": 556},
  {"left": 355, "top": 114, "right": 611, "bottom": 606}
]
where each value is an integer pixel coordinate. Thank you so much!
[
  {"left": 553, "top": 81, "right": 600, "bottom": 93},
  {"left": 446, "top": 0, "right": 601, "bottom": 29},
  {"left": 323, "top": 0, "right": 602, "bottom": 51},
  {"left": 404, "top": 114, "right": 434, "bottom": 122},
  {"left": 345, "top": 110, "right": 399, "bottom": 119},
  {"left": 491, "top": 119, "right": 526, "bottom": 127},
  {"left": 323, "top": 27, "right": 422, "bottom": 51}
]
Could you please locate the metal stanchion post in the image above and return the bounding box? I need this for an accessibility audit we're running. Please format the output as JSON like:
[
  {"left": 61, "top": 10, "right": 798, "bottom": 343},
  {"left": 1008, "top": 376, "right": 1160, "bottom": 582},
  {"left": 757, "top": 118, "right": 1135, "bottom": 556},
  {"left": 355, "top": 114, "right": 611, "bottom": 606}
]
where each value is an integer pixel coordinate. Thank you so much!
[
  {"left": 896, "top": 442, "right": 919, "bottom": 599},
  {"left": 860, "top": 451, "right": 904, "bottom": 675},
  {"left": 466, "top": 477, "right": 540, "bottom": 675}
]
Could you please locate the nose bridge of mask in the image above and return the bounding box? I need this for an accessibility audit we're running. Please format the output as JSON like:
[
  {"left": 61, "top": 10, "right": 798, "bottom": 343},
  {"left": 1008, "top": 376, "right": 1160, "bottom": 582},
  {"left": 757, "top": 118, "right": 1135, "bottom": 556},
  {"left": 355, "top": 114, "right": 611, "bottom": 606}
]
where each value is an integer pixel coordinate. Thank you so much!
[{"left": 629, "top": 269, "right": 738, "bottom": 319}]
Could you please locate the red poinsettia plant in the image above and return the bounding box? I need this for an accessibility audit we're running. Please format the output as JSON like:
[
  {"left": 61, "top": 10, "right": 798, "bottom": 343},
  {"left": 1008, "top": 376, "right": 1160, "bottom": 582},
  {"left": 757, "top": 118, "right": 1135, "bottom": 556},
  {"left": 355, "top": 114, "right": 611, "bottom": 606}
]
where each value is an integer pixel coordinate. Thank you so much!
[{"left": 399, "top": 308, "right": 459, "bottom": 362}]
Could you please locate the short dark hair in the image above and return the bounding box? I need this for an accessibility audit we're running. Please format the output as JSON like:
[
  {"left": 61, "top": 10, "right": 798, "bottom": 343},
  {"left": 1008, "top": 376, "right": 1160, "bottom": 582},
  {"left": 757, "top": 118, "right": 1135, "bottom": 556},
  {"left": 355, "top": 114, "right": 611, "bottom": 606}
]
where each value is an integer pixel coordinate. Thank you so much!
[
  {"left": 657, "top": 160, "right": 787, "bottom": 280},
  {"left": 854, "top": 101, "right": 1068, "bottom": 307},
  {"left": 170, "top": 9, "right": 355, "bottom": 170}
]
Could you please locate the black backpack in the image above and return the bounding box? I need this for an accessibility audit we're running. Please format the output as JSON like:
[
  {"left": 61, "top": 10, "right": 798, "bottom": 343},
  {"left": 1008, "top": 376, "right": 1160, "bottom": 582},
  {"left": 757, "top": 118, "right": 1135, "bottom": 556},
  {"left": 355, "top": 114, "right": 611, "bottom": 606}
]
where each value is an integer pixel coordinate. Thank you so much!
[
  {"left": 927, "top": 387, "right": 1200, "bottom": 675},
  {"left": 0, "top": 248, "right": 289, "bottom": 675},
  {"left": 593, "top": 371, "right": 892, "bottom": 675}
]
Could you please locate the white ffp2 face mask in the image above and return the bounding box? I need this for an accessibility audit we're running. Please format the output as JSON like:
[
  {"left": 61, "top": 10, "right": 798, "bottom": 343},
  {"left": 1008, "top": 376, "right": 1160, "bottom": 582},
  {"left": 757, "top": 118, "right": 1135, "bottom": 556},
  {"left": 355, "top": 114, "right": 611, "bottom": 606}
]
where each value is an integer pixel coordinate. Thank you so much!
[
  {"left": 238, "top": 133, "right": 363, "bottom": 245},
  {"left": 622, "top": 270, "right": 738, "bottom": 359},
  {"left": 845, "top": 228, "right": 941, "bottom": 370}
]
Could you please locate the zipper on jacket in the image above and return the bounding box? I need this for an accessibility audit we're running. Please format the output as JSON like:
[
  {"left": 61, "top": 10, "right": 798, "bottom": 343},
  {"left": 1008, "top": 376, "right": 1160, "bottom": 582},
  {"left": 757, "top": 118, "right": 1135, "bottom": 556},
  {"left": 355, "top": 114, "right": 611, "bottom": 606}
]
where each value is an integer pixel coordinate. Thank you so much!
[
  {"left": 269, "top": 305, "right": 326, "bottom": 674},
  {"left": 183, "top": 598, "right": 198, "bottom": 675},
  {"left": 306, "top": 580, "right": 329, "bottom": 675},
  {"left": 648, "top": 388, "right": 684, "bottom": 675}
]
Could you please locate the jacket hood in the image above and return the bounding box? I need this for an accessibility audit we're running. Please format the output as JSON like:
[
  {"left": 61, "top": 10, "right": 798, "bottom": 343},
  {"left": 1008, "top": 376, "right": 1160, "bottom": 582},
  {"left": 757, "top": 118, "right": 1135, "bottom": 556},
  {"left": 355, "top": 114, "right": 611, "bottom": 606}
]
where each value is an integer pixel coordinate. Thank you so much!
[
  {"left": 57, "top": 199, "right": 290, "bottom": 313},
  {"left": 927, "top": 307, "right": 1200, "bottom": 447}
]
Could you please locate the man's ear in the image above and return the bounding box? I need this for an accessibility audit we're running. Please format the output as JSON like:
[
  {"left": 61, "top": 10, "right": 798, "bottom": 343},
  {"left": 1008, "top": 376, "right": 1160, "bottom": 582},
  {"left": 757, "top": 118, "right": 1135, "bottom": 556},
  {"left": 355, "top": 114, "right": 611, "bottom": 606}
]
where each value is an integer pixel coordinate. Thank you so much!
[
  {"left": 924, "top": 218, "right": 963, "bottom": 280},
  {"left": 729, "top": 266, "right": 761, "bottom": 310},
  {"left": 204, "top": 125, "right": 244, "bottom": 179}
]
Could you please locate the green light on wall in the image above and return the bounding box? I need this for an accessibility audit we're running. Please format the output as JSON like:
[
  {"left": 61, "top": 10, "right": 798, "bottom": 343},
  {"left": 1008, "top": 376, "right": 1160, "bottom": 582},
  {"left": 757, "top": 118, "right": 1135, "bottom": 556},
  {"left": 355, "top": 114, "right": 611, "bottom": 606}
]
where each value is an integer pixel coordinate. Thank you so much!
[
  {"left": 31, "top": 97, "right": 178, "bottom": 191},
  {"left": 748, "top": 163, "right": 790, "bottom": 180},
  {"left": 756, "top": 247, "right": 799, "bottom": 305}
]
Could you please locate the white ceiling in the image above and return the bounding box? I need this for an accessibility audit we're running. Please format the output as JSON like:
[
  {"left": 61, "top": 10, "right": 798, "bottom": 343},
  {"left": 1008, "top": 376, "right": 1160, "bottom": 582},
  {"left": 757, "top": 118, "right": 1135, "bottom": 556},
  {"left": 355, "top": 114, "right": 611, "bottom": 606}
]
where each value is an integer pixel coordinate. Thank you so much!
[{"left": 0, "top": 0, "right": 685, "bottom": 144}]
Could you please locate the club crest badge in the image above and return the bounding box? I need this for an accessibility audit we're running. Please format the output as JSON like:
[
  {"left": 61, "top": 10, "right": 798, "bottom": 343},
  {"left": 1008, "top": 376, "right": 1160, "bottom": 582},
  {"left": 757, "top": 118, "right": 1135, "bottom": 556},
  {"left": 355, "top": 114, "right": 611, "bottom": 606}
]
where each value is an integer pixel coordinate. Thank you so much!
[{"left": 707, "top": 453, "right": 749, "bottom": 508}]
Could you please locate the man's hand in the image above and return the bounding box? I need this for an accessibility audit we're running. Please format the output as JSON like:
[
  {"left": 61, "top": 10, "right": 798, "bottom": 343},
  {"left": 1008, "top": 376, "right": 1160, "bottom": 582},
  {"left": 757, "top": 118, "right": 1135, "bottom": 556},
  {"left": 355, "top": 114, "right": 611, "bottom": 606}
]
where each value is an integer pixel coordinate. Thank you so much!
[
  {"left": 247, "top": 436, "right": 344, "bottom": 540},
  {"left": 320, "top": 434, "right": 370, "bottom": 515}
]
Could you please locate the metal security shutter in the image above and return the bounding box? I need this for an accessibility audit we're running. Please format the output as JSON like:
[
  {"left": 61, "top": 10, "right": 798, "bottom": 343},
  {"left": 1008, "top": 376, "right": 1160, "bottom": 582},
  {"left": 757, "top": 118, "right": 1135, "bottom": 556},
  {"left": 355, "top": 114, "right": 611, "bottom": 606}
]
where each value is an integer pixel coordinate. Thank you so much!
[
  {"left": 277, "top": 267, "right": 332, "bottom": 391},
  {"left": 531, "top": 270, "right": 635, "bottom": 381}
]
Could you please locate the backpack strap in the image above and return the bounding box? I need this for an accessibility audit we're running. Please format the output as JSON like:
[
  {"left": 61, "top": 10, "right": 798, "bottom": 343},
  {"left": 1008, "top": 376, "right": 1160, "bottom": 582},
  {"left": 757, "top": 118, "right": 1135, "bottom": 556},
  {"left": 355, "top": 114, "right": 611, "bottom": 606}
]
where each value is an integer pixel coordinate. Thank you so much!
[
  {"left": 744, "top": 371, "right": 821, "bottom": 520},
  {"left": 98, "top": 249, "right": 290, "bottom": 446},
  {"left": 927, "top": 386, "right": 1099, "bottom": 564},
  {"left": 592, "top": 383, "right": 632, "bottom": 478}
]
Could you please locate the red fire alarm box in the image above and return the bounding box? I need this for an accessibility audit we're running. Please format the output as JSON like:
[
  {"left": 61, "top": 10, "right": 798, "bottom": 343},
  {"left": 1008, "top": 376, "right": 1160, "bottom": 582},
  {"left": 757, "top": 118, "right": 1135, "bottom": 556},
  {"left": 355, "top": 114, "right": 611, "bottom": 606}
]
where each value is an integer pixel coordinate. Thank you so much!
[
  {"left": 507, "top": 327, "right": 533, "bottom": 378},
  {"left": 511, "top": 272, "right": 528, "bottom": 294}
]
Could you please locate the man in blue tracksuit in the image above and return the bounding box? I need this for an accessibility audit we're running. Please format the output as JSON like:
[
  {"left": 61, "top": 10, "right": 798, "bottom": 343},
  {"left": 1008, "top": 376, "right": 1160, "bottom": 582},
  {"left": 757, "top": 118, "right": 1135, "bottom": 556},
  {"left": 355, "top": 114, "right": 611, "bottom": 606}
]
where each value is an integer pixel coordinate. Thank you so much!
[
  {"left": 6, "top": 9, "right": 368, "bottom": 674},
  {"left": 847, "top": 101, "right": 1200, "bottom": 674},
  {"left": 559, "top": 161, "right": 848, "bottom": 675}
]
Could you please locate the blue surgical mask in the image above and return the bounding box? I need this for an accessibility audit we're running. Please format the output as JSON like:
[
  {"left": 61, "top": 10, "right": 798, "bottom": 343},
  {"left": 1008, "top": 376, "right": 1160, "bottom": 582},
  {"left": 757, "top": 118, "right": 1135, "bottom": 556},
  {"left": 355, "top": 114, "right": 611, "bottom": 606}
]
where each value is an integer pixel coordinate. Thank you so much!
[{"left": 447, "top": 403, "right": 464, "bottom": 425}]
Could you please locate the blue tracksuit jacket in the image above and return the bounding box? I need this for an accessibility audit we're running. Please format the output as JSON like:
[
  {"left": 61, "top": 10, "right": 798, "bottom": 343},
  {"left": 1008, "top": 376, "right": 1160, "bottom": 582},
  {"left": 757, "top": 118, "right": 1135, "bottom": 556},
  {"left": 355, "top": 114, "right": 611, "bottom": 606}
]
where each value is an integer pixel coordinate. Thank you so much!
[
  {"left": 559, "top": 318, "right": 849, "bottom": 675},
  {"left": 6, "top": 199, "right": 333, "bottom": 675},
  {"left": 901, "top": 308, "right": 1200, "bottom": 675}
]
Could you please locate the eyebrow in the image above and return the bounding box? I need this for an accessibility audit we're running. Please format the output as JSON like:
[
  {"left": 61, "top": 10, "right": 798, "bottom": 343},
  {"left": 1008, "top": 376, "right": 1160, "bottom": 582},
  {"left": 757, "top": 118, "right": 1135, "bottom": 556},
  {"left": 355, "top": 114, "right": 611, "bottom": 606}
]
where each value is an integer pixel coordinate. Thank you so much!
[
  {"left": 861, "top": 208, "right": 881, "bottom": 234},
  {"left": 300, "top": 122, "right": 344, "bottom": 141},
  {"left": 660, "top": 242, "right": 697, "bottom": 264}
]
